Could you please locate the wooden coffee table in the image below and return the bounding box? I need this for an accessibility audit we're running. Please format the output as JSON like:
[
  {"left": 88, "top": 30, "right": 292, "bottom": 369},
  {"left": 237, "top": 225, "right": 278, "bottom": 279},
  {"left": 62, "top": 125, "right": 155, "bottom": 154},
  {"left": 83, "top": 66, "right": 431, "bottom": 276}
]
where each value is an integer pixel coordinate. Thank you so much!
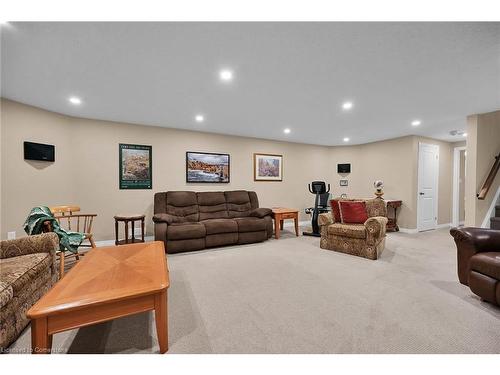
[
  {"left": 271, "top": 207, "right": 299, "bottom": 239},
  {"left": 27, "top": 241, "right": 169, "bottom": 354}
]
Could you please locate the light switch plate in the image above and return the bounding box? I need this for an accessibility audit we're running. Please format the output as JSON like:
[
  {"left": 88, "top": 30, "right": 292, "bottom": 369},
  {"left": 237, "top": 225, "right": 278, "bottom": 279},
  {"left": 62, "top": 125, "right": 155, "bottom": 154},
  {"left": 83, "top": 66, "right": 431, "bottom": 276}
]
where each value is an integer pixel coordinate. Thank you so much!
[{"left": 7, "top": 231, "right": 16, "bottom": 240}]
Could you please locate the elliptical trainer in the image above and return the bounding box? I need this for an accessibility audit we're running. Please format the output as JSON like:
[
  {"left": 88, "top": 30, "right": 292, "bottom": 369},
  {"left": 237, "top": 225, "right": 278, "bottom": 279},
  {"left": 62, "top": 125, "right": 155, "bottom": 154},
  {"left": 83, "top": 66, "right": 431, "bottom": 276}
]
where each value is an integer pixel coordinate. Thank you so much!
[{"left": 303, "top": 181, "right": 331, "bottom": 237}]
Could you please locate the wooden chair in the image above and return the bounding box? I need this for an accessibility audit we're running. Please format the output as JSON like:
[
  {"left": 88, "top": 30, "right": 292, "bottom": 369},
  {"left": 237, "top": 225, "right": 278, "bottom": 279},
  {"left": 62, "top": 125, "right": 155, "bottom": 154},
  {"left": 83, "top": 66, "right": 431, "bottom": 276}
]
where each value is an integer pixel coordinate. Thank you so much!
[{"left": 44, "top": 206, "right": 97, "bottom": 277}]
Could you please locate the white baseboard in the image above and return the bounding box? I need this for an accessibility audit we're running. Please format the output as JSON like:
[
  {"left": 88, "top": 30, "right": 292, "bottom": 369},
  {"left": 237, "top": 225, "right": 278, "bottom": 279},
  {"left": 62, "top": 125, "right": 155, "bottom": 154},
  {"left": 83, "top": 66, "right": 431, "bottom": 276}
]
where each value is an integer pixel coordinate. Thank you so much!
[
  {"left": 436, "top": 223, "right": 452, "bottom": 229},
  {"left": 398, "top": 227, "right": 418, "bottom": 234},
  {"left": 95, "top": 236, "right": 154, "bottom": 247},
  {"left": 398, "top": 223, "right": 451, "bottom": 234}
]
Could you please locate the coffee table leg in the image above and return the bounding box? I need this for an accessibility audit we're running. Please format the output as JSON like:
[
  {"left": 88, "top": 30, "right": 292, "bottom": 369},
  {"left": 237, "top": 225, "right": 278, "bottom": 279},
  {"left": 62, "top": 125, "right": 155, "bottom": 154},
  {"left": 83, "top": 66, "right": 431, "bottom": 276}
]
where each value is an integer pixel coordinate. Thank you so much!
[
  {"left": 154, "top": 290, "right": 168, "bottom": 354},
  {"left": 294, "top": 216, "right": 299, "bottom": 236},
  {"left": 31, "top": 317, "right": 51, "bottom": 354},
  {"left": 274, "top": 216, "right": 280, "bottom": 239}
]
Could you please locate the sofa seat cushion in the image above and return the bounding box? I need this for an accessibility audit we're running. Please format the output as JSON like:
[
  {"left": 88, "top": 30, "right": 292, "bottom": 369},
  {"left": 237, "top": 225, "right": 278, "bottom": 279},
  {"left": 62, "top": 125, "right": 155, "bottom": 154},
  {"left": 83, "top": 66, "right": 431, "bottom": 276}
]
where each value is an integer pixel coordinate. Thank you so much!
[
  {"left": 167, "top": 222, "right": 206, "bottom": 240},
  {"left": 201, "top": 219, "right": 238, "bottom": 235},
  {"left": 0, "top": 253, "right": 52, "bottom": 296},
  {"left": 470, "top": 252, "right": 500, "bottom": 280},
  {"left": 234, "top": 217, "right": 267, "bottom": 233},
  {"left": 328, "top": 223, "right": 366, "bottom": 239}
]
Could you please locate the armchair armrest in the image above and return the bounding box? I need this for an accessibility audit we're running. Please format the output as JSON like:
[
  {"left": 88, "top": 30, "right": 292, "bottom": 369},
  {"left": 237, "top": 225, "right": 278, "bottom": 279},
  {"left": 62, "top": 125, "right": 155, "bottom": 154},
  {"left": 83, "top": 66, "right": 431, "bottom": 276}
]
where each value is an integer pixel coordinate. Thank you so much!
[
  {"left": 249, "top": 208, "right": 272, "bottom": 218},
  {"left": 318, "top": 212, "right": 334, "bottom": 226},
  {"left": 0, "top": 233, "right": 59, "bottom": 260},
  {"left": 152, "top": 213, "right": 175, "bottom": 224},
  {"left": 450, "top": 227, "right": 500, "bottom": 285},
  {"left": 364, "top": 216, "right": 388, "bottom": 245}
]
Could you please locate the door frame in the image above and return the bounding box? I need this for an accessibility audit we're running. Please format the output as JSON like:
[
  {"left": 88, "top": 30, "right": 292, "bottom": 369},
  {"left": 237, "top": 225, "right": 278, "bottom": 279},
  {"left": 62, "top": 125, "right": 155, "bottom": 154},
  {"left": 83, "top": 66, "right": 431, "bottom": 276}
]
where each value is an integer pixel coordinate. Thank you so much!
[
  {"left": 417, "top": 142, "right": 440, "bottom": 232},
  {"left": 452, "top": 146, "right": 466, "bottom": 227}
]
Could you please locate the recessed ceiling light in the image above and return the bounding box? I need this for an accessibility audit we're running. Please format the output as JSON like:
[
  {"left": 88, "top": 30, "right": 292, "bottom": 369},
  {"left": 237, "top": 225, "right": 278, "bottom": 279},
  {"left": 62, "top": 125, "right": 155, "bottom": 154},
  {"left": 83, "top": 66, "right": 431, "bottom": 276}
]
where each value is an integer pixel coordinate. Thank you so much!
[
  {"left": 68, "top": 96, "right": 82, "bottom": 105},
  {"left": 219, "top": 69, "right": 234, "bottom": 82},
  {"left": 411, "top": 120, "right": 421, "bottom": 126},
  {"left": 342, "top": 101, "right": 353, "bottom": 111},
  {"left": 343, "top": 137, "right": 350, "bottom": 142},
  {"left": 283, "top": 128, "right": 291, "bottom": 134},
  {"left": 195, "top": 115, "right": 204, "bottom": 123},
  {"left": 462, "top": 132, "right": 467, "bottom": 137}
]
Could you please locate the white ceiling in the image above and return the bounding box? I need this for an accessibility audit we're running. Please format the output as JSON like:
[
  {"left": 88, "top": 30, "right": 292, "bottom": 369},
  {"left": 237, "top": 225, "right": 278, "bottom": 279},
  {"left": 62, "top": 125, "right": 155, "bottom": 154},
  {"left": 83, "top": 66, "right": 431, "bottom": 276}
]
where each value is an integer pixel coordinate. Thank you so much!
[{"left": 1, "top": 22, "right": 499, "bottom": 145}]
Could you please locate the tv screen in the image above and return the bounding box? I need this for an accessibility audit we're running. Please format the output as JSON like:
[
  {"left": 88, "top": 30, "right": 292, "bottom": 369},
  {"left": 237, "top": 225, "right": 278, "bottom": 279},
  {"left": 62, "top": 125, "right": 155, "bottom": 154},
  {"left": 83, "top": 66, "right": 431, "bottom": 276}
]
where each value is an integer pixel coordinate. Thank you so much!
[
  {"left": 337, "top": 163, "right": 351, "bottom": 173},
  {"left": 24, "top": 141, "right": 55, "bottom": 162}
]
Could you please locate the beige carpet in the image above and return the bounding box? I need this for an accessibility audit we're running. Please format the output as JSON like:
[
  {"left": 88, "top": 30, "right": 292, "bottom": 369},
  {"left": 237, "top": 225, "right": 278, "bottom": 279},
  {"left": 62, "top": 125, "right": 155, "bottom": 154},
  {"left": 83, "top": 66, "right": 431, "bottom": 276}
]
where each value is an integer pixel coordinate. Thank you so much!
[{"left": 8, "top": 228, "right": 500, "bottom": 354}]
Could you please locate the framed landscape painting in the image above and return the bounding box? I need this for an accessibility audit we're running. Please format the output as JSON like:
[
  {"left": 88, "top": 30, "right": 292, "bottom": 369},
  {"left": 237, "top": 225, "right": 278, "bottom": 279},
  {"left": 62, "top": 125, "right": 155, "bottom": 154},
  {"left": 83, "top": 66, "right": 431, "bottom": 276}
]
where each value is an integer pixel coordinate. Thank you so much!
[
  {"left": 186, "top": 151, "right": 230, "bottom": 183},
  {"left": 119, "top": 143, "right": 152, "bottom": 189},
  {"left": 254, "top": 153, "right": 283, "bottom": 181}
]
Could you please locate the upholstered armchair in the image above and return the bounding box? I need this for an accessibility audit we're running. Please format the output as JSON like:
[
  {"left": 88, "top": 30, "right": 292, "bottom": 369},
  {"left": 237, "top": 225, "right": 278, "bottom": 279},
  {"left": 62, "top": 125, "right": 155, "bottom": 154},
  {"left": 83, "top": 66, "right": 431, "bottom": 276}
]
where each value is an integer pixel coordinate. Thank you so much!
[
  {"left": 318, "top": 198, "right": 388, "bottom": 260},
  {"left": 0, "top": 233, "right": 59, "bottom": 349}
]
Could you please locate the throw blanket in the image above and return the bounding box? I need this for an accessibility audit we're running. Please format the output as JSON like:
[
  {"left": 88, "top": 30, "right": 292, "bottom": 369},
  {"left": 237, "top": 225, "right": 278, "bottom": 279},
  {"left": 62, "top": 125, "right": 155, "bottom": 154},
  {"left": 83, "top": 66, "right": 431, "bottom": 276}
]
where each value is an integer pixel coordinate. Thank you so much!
[{"left": 23, "top": 206, "right": 85, "bottom": 253}]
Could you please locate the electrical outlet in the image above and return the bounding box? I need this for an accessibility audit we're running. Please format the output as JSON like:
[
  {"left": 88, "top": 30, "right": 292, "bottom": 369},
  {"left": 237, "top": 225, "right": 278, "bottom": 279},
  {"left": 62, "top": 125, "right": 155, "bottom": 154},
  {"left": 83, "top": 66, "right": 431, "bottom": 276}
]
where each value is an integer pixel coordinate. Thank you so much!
[{"left": 7, "top": 231, "right": 16, "bottom": 240}]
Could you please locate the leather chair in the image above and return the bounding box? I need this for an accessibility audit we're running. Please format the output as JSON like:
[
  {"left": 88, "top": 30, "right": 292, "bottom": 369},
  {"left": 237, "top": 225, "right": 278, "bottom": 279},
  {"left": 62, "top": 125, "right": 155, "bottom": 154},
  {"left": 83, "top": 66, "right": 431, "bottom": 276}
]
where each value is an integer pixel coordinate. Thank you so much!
[{"left": 450, "top": 227, "right": 500, "bottom": 306}]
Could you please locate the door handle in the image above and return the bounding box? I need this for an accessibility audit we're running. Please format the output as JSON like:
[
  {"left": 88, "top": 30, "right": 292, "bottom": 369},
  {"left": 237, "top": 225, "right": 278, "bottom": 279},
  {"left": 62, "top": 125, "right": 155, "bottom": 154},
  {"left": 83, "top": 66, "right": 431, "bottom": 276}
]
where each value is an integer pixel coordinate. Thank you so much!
[{"left": 419, "top": 192, "right": 424, "bottom": 195}]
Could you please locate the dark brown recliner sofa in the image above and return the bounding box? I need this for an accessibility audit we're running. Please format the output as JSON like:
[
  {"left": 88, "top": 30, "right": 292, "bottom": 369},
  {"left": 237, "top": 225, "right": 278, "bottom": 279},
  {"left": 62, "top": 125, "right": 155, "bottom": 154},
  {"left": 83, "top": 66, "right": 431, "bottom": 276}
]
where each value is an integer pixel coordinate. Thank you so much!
[
  {"left": 450, "top": 227, "right": 500, "bottom": 306},
  {"left": 153, "top": 190, "right": 273, "bottom": 253}
]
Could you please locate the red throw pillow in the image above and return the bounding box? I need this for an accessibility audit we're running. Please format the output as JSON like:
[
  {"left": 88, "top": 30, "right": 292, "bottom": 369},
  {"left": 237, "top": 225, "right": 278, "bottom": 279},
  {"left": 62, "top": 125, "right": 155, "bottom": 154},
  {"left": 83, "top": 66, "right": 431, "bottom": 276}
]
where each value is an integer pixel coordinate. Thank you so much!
[
  {"left": 339, "top": 201, "right": 368, "bottom": 224},
  {"left": 330, "top": 199, "right": 341, "bottom": 223}
]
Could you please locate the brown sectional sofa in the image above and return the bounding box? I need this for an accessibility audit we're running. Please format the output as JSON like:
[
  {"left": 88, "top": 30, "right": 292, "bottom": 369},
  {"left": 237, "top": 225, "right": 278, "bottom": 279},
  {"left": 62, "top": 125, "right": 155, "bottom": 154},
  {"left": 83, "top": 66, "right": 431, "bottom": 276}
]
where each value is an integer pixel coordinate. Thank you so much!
[
  {"left": 450, "top": 227, "right": 500, "bottom": 306},
  {"left": 153, "top": 190, "right": 273, "bottom": 253}
]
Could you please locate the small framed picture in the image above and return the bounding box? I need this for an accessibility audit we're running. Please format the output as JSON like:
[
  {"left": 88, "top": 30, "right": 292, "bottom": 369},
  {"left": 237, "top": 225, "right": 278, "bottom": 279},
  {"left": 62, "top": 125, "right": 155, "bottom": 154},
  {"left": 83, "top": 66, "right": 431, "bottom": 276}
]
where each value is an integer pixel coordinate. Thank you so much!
[
  {"left": 254, "top": 153, "right": 283, "bottom": 181},
  {"left": 340, "top": 179, "right": 348, "bottom": 187}
]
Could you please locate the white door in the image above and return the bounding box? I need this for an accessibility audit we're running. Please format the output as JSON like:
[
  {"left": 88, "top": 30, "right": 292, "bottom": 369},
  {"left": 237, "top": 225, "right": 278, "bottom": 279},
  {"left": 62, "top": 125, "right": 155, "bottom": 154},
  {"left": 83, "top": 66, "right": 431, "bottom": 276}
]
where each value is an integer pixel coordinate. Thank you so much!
[{"left": 417, "top": 143, "right": 439, "bottom": 231}]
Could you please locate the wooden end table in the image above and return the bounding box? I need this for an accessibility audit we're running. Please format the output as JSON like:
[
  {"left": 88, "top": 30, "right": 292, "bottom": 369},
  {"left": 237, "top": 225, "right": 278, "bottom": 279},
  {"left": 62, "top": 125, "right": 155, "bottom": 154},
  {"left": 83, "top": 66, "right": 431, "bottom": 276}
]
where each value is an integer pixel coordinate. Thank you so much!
[
  {"left": 386, "top": 200, "right": 402, "bottom": 232},
  {"left": 114, "top": 214, "right": 145, "bottom": 245},
  {"left": 271, "top": 207, "right": 299, "bottom": 239},
  {"left": 27, "top": 241, "right": 170, "bottom": 354}
]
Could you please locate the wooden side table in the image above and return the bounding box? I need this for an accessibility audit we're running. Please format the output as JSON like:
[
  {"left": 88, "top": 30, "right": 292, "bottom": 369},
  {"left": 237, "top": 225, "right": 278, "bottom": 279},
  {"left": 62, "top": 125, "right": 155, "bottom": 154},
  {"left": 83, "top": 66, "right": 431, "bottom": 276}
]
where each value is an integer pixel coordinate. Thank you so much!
[
  {"left": 385, "top": 200, "right": 402, "bottom": 232},
  {"left": 114, "top": 214, "right": 146, "bottom": 245},
  {"left": 271, "top": 207, "right": 299, "bottom": 239}
]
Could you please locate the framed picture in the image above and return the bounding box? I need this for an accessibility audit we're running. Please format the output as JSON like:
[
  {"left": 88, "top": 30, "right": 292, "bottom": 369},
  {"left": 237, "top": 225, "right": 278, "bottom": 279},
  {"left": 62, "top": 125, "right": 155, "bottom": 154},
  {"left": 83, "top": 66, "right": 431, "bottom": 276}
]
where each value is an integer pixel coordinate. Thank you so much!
[
  {"left": 186, "top": 151, "right": 230, "bottom": 183},
  {"left": 340, "top": 179, "right": 348, "bottom": 186},
  {"left": 119, "top": 143, "right": 152, "bottom": 189},
  {"left": 254, "top": 153, "right": 283, "bottom": 181}
]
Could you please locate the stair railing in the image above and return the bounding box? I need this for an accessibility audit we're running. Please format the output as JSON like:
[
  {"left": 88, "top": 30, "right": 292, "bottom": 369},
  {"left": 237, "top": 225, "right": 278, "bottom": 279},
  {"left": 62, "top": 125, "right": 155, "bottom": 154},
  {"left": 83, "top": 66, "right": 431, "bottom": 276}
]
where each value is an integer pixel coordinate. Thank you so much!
[{"left": 477, "top": 152, "right": 500, "bottom": 200}]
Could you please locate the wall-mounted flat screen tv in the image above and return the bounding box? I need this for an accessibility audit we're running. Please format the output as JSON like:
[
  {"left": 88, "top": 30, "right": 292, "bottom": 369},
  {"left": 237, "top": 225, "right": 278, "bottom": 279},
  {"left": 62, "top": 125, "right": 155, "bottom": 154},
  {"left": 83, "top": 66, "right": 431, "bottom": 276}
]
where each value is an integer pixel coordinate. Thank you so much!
[
  {"left": 337, "top": 163, "right": 351, "bottom": 173},
  {"left": 24, "top": 141, "right": 55, "bottom": 162}
]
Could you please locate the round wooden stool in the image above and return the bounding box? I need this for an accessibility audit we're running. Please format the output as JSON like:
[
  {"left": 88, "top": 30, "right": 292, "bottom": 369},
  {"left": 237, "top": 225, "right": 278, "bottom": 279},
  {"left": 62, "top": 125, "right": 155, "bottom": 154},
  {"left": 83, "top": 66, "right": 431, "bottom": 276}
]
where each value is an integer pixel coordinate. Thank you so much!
[{"left": 114, "top": 214, "right": 146, "bottom": 245}]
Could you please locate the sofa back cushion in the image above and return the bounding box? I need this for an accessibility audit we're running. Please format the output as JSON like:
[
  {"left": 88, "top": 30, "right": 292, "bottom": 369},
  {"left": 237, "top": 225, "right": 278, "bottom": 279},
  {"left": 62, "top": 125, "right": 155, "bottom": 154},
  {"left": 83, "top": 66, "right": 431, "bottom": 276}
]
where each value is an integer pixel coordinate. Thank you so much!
[
  {"left": 166, "top": 191, "right": 199, "bottom": 222},
  {"left": 225, "top": 190, "right": 253, "bottom": 218},
  {"left": 197, "top": 192, "right": 229, "bottom": 220},
  {"left": 339, "top": 201, "right": 368, "bottom": 224},
  {"left": 330, "top": 199, "right": 342, "bottom": 223}
]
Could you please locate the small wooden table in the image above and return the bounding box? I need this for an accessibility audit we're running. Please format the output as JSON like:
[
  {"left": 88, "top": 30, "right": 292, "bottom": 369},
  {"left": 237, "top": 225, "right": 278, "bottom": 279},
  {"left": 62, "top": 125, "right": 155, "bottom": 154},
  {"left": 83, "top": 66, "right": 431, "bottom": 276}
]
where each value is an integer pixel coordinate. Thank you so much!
[
  {"left": 386, "top": 200, "right": 402, "bottom": 232},
  {"left": 271, "top": 207, "right": 299, "bottom": 239},
  {"left": 27, "top": 241, "right": 169, "bottom": 354},
  {"left": 114, "top": 214, "right": 145, "bottom": 245}
]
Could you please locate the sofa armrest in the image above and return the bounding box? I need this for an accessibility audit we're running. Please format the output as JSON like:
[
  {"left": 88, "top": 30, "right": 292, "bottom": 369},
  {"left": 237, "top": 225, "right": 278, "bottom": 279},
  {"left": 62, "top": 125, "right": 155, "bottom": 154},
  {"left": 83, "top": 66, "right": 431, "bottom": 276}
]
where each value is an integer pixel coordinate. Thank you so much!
[
  {"left": 450, "top": 227, "right": 500, "bottom": 285},
  {"left": 152, "top": 213, "right": 175, "bottom": 224},
  {"left": 364, "top": 216, "right": 388, "bottom": 245},
  {"left": 318, "top": 212, "right": 334, "bottom": 226},
  {"left": 0, "top": 233, "right": 59, "bottom": 260},
  {"left": 249, "top": 208, "right": 272, "bottom": 218}
]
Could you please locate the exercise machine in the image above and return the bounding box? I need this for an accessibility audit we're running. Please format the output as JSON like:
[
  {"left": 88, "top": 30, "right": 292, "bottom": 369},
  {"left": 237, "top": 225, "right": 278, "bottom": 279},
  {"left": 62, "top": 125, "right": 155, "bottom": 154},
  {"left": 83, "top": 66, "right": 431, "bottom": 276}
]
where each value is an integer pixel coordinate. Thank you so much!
[{"left": 303, "top": 181, "right": 331, "bottom": 237}]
